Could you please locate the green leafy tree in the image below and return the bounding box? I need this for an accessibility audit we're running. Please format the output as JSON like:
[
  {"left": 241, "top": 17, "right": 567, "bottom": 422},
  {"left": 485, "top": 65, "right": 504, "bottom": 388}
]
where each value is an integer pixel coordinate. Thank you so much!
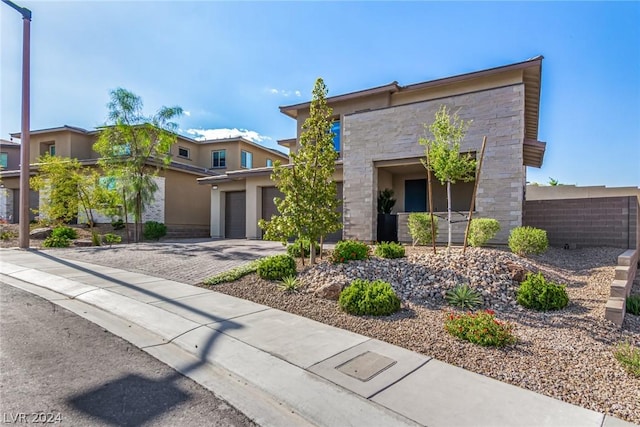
[
  {"left": 259, "top": 78, "right": 340, "bottom": 264},
  {"left": 419, "top": 105, "right": 476, "bottom": 247},
  {"left": 93, "top": 88, "right": 183, "bottom": 242},
  {"left": 548, "top": 177, "right": 560, "bottom": 186},
  {"left": 30, "top": 154, "right": 118, "bottom": 240}
]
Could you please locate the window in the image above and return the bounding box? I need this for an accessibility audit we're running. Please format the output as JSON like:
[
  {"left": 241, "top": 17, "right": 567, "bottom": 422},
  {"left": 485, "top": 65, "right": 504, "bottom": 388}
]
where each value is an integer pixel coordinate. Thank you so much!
[
  {"left": 266, "top": 158, "right": 273, "bottom": 167},
  {"left": 178, "top": 147, "right": 190, "bottom": 158},
  {"left": 331, "top": 121, "right": 340, "bottom": 152},
  {"left": 99, "top": 176, "right": 117, "bottom": 190},
  {"left": 404, "top": 178, "right": 475, "bottom": 213},
  {"left": 49, "top": 145, "right": 56, "bottom": 156},
  {"left": 0, "top": 153, "right": 7, "bottom": 169},
  {"left": 241, "top": 150, "right": 253, "bottom": 168},
  {"left": 113, "top": 144, "right": 130, "bottom": 156},
  {"left": 212, "top": 150, "right": 226, "bottom": 168}
]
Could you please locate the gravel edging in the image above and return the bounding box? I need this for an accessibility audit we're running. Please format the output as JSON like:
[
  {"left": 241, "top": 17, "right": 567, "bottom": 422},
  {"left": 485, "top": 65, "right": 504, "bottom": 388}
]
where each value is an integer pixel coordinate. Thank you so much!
[{"left": 204, "top": 246, "right": 640, "bottom": 424}]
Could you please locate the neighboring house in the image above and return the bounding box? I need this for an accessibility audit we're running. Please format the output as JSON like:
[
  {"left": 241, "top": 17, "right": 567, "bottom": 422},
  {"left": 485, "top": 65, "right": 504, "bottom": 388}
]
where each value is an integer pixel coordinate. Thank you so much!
[
  {"left": 0, "top": 126, "right": 287, "bottom": 237},
  {"left": 0, "top": 139, "right": 29, "bottom": 222},
  {"left": 199, "top": 56, "right": 547, "bottom": 243}
]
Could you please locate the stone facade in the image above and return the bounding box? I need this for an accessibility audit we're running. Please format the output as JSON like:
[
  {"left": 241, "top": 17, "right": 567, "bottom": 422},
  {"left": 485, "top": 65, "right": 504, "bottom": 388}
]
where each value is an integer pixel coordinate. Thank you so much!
[
  {"left": 0, "top": 188, "right": 13, "bottom": 222},
  {"left": 342, "top": 84, "right": 526, "bottom": 243}
]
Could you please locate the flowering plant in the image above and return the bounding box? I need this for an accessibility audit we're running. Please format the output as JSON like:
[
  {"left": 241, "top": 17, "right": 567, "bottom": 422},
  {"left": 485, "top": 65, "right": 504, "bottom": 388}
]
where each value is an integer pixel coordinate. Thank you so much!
[{"left": 444, "top": 309, "right": 516, "bottom": 347}]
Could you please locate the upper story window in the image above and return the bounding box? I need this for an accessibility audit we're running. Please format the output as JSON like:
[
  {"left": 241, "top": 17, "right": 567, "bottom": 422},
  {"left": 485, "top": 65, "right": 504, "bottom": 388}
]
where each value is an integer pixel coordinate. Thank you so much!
[
  {"left": 266, "top": 158, "right": 273, "bottom": 167},
  {"left": 113, "top": 144, "right": 130, "bottom": 156},
  {"left": 241, "top": 150, "right": 253, "bottom": 169},
  {"left": 49, "top": 144, "right": 56, "bottom": 156},
  {"left": 331, "top": 121, "right": 340, "bottom": 152},
  {"left": 178, "top": 147, "right": 190, "bottom": 159},
  {"left": 0, "top": 152, "right": 7, "bottom": 168},
  {"left": 212, "top": 149, "right": 226, "bottom": 168}
]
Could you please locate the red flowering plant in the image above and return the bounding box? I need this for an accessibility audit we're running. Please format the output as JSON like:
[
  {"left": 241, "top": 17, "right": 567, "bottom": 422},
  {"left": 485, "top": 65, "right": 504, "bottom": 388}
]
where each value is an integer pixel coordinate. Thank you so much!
[{"left": 444, "top": 309, "right": 516, "bottom": 347}]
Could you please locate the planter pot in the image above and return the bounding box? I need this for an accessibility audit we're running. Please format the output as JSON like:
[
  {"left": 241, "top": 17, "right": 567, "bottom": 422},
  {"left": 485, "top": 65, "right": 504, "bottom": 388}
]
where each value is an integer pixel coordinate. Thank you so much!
[{"left": 377, "top": 213, "right": 398, "bottom": 242}]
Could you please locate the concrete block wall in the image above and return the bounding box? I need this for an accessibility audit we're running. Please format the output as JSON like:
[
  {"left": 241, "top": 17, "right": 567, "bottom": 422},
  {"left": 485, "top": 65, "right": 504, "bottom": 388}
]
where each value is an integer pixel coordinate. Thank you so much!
[
  {"left": 523, "top": 196, "right": 638, "bottom": 249},
  {"left": 342, "top": 84, "right": 526, "bottom": 243},
  {"left": 0, "top": 188, "right": 13, "bottom": 222}
]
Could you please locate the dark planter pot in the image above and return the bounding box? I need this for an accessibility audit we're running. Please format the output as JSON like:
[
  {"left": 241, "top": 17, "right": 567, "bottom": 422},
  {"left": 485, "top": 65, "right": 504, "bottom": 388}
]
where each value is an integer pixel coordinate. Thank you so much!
[{"left": 377, "top": 213, "right": 398, "bottom": 243}]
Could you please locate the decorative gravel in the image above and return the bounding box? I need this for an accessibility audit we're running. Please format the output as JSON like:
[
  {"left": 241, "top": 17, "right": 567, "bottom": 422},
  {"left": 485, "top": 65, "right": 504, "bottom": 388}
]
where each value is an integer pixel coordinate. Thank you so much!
[{"left": 207, "top": 246, "right": 640, "bottom": 424}]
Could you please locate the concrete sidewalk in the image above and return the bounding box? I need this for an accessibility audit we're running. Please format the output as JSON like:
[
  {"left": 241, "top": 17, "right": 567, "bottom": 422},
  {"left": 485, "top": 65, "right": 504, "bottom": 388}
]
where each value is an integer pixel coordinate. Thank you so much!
[{"left": 0, "top": 248, "right": 636, "bottom": 427}]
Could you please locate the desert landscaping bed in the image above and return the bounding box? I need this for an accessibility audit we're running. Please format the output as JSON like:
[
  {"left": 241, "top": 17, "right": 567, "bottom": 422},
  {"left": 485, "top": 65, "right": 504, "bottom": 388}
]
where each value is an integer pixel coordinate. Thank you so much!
[{"left": 206, "top": 246, "right": 640, "bottom": 424}]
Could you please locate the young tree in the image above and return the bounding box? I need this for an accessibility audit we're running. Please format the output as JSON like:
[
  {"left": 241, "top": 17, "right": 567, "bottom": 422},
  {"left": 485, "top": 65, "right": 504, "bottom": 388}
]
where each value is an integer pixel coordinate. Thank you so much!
[
  {"left": 419, "top": 105, "right": 476, "bottom": 247},
  {"left": 93, "top": 88, "right": 183, "bottom": 242},
  {"left": 30, "top": 154, "right": 118, "bottom": 240},
  {"left": 259, "top": 78, "right": 341, "bottom": 264}
]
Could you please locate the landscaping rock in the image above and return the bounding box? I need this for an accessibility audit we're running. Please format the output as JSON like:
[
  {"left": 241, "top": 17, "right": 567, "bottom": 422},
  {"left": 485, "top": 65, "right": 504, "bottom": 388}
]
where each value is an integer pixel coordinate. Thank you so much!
[
  {"left": 314, "top": 282, "right": 345, "bottom": 300},
  {"left": 29, "top": 227, "right": 52, "bottom": 239},
  {"left": 505, "top": 261, "right": 530, "bottom": 283}
]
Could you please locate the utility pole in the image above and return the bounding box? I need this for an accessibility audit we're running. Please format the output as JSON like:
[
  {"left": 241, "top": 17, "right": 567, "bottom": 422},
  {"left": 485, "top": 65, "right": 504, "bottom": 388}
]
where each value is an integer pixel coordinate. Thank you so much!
[{"left": 2, "top": 0, "right": 32, "bottom": 249}]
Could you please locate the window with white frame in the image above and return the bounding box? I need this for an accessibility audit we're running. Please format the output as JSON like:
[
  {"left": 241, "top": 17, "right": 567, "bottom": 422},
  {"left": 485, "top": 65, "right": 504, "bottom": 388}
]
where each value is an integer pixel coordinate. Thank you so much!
[
  {"left": 241, "top": 150, "right": 253, "bottom": 169},
  {"left": 212, "top": 150, "right": 226, "bottom": 168},
  {"left": 0, "top": 153, "right": 7, "bottom": 169},
  {"left": 178, "top": 147, "right": 190, "bottom": 158},
  {"left": 266, "top": 158, "right": 273, "bottom": 167}
]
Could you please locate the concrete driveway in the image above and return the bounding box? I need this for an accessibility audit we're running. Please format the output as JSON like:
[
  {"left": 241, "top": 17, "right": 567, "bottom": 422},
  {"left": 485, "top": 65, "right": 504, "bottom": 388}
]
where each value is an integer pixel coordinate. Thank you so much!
[{"left": 39, "top": 239, "right": 286, "bottom": 285}]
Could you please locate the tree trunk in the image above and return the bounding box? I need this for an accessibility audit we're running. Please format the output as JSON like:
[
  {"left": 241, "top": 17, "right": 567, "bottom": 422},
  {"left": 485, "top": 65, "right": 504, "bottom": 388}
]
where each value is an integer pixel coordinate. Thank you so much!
[
  {"left": 447, "top": 180, "right": 452, "bottom": 247},
  {"left": 299, "top": 240, "right": 305, "bottom": 267},
  {"left": 310, "top": 241, "right": 316, "bottom": 264}
]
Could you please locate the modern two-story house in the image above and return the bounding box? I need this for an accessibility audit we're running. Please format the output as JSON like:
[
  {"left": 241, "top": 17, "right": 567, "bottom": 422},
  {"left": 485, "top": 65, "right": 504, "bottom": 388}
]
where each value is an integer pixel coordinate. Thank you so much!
[
  {"left": 199, "top": 56, "right": 547, "bottom": 243},
  {"left": 0, "top": 126, "right": 287, "bottom": 237}
]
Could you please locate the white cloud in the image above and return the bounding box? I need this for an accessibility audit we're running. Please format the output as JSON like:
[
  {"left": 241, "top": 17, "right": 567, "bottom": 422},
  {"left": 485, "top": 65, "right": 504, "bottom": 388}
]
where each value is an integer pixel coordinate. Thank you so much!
[
  {"left": 186, "top": 128, "right": 272, "bottom": 143},
  {"left": 183, "top": 110, "right": 191, "bottom": 117},
  {"left": 266, "top": 87, "right": 302, "bottom": 98}
]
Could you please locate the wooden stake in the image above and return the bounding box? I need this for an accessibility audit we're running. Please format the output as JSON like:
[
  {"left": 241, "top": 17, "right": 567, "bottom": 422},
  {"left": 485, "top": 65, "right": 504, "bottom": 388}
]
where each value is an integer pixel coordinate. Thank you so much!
[
  {"left": 426, "top": 146, "right": 437, "bottom": 255},
  {"left": 463, "top": 136, "right": 487, "bottom": 254}
]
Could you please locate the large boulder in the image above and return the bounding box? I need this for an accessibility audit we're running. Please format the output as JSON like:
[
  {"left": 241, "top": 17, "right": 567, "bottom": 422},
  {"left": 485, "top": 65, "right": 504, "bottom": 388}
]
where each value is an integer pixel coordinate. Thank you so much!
[
  {"left": 29, "top": 227, "right": 52, "bottom": 239},
  {"left": 314, "top": 282, "right": 346, "bottom": 300},
  {"left": 505, "top": 261, "right": 530, "bottom": 283}
]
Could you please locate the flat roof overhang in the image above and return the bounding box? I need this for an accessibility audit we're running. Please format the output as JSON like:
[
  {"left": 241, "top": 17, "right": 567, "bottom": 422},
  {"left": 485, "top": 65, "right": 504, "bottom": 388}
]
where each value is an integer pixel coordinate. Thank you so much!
[{"left": 523, "top": 139, "right": 546, "bottom": 168}]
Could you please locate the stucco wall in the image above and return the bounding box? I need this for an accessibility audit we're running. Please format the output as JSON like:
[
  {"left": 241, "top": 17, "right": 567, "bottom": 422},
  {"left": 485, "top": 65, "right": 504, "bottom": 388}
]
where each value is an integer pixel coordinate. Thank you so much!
[{"left": 342, "top": 84, "right": 526, "bottom": 243}]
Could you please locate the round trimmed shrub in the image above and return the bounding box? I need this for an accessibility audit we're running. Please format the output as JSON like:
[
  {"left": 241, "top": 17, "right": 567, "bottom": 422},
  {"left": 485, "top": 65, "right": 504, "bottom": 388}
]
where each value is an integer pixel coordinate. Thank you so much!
[
  {"left": 331, "top": 240, "right": 370, "bottom": 263},
  {"left": 338, "top": 279, "right": 401, "bottom": 316},
  {"left": 408, "top": 213, "right": 438, "bottom": 245},
  {"left": 374, "top": 242, "right": 405, "bottom": 259},
  {"left": 508, "top": 226, "right": 548, "bottom": 256},
  {"left": 517, "top": 272, "right": 569, "bottom": 311},
  {"left": 143, "top": 221, "right": 167, "bottom": 240},
  {"left": 468, "top": 218, "right": 500, "bottom": 247},
  {"left": 51, "top": 226, "right": 77, "bottom": 240},
  {"left": 257, "top": 254, "right": 296, "bottom": 281}
]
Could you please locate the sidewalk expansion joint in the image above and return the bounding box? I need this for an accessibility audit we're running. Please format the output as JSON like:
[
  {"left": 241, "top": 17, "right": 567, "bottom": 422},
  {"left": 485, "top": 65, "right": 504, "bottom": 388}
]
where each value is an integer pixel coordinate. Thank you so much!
[
  {"left": 366, "top": 358, "right": 432, "bottom": 400},
  {"left": 309, "top": 338, "right": 374, "bottom": 367},
  {"left": 203, "top": 307, "right": 271, "bottom": 326}
]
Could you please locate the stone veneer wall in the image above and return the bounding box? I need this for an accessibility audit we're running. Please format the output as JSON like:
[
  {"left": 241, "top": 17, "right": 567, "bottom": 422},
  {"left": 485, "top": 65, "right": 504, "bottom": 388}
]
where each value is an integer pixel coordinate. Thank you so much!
[{"left": 342, "top": 84, "right": 526, "bottom": 243}]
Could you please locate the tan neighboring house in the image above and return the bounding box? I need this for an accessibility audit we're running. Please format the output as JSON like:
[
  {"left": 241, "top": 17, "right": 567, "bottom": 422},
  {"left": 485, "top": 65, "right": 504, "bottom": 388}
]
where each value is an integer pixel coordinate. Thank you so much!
[
  {"left": 0, "top": 126, "right": 287, "bottom": 237},
  {"left": 199, "top": 56, "right": 547, "bottom": 243}
]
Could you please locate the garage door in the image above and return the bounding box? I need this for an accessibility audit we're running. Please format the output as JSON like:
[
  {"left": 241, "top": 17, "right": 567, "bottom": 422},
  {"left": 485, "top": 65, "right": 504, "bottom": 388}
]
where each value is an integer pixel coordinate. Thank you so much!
[
  {"left": 261, "top": 187, "right": 283, "bottom": 238},
  {"left": 225, "top": 191, "right": 246, "bottom": 239},
  {"left": 325, "top": 182, "right": 343, "bottom": 242}
]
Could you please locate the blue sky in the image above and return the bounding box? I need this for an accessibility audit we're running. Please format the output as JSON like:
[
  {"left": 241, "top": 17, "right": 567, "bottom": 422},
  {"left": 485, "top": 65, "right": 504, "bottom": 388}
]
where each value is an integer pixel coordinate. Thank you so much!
[{"left": 1, "top": 1, "right": 639, "bottom": 187}]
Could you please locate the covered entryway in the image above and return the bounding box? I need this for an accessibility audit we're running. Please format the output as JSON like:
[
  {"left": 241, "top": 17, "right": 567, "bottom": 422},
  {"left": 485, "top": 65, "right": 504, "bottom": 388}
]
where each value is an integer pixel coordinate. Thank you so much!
[
  {"left": 225, "top": 191, "right": 246, "bottom": 238},
  {"left": 261, "top": 186, "right": 282, "bottom": 238},
  {"left": 325, "top": 182, "right": 343, "bottom": 242}
]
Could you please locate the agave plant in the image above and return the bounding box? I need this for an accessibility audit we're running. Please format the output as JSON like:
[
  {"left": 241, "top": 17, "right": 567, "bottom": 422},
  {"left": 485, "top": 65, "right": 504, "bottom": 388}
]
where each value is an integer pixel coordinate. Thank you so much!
[
  {"left": 445, "top": 283, "right": 483, "bottom": 310},
  {"left": 278, "top": 275, "right": 301, "bottom": 293}
]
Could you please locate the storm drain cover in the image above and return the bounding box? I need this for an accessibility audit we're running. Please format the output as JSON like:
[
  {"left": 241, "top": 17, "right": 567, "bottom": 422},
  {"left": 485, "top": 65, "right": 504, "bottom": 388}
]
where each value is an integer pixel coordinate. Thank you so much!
[{"left": 335, "top": 351, "right": 397, "bottom": 382}]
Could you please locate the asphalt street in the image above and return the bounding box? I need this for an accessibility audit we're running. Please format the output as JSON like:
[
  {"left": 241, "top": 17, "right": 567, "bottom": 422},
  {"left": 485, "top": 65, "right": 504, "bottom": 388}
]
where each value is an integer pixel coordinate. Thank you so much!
[{"left": 0, "top": 282, "right": 254, "bottom": 427}]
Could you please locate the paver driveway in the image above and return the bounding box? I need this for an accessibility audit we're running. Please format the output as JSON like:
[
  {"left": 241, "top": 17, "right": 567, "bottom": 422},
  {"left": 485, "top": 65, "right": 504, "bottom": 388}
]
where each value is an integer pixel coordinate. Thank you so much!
[{"left": 39, "top": 239, "right": 286, "bottom": 285}]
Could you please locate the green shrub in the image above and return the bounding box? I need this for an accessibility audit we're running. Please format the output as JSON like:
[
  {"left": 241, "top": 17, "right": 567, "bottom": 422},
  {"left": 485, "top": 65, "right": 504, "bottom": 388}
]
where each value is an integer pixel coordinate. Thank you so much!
[
  {"left": 278, "top": 276, "right": 302, "bottom": 293},
  {"left": 444, "top": 310, "right": 516, "bottom": 347},
  {"left": 143, "top": 221, "right": 167, "bottom": 240},
  {"left": 42, "top": 235, "right": 71, "bottom": 248},
  {"left": 111, "top": 219, "right": 125, "bottom": 230},
  {"left": 51, "top": 226, "right": 77, "bottom": 240},
  {"left": 91, "top": 231, "right": 102, "bottom": 246},
  {"left": 0, "top": 230, "right": 16, "bottom": 240},
  {"left": 508, "top": 226, "right": 548, "bottom": 256},
  {"left": 468, "top": 218, "right": 500, "bottom": 247},
  {"left": 374, "top": 242, "right": 405, "bottom": 259},
  {"left": 287, "top": 239, "right": 320, "bottom": 258},
  {"left": 339, "top": 279, "right": 401, "bottom": 316},
  {"left": 445, "top": 283, "right": 483, "bottom": 310},
  {"left": 331, "top": 240, "right": 370, "bottom": 263},
  {"left": 257, "top": 254, "right": 297, "bottom": 281},
  {"left": 614, "top": 342, "right": 640, "bottom": 377},
  {"left": 203, "top": 260, "right": 260, "bottom": 285},
  {"left": 626, "top": 294, "right": 640, "bottom": 316},
  {"left": 103, "top": 233, "right": 122, "bottom": 247},
  {"left": 408, "top": 213, "right": 438, "bottom": 245},
  {"left": 517, "top": 272, "right": 569, "bottom": 311}
]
